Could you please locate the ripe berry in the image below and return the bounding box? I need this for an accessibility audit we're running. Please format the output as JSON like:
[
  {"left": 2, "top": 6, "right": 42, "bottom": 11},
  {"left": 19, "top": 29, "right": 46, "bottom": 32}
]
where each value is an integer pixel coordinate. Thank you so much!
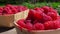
[
  {"left": 0, "top": 13, "right": 2, "bottom": 15},
  {"left": 33, "top": 9, "right": 43, "bottom": 20},
  {"left": 26, "top": 9, "right": 36, "bottom": 21},
  {"left": 42, "top": 13, "right": 52, "bottom": 22},
  {"left": 3, "top": 7, "right": 13, "bottom": 14},
  {"left": 11, "top": 8, "right": 18, "bottom": 14},
  {"left": 44, "top": 21, "right": 54, "bottom": 30},
  {"left": 47, "top": 12, "right": 58, "bottom": 20},
  {"left": 44, "top": 21, "right": 60, "bottom": 30},
  {"left": 34, "top": 23, "right": 44, "bottom": 30},
  {"left": 24, "top": 20, "right": 31, "bottom": 23},
  {"left": 18, "top": 6, "right": 27, "bottom": 12},
  {"left": 25, "top": 22, "right": 33, "bottom": 30},
  {"left": 0, "top": 7, "right": 3, "bottom": 13},
  {"left": 42, "top": 6, "right": 50, "bottom": 13},
  {"left": 17, "top": 19, "right": 26, "bottom": 28},
  {"left": 53, "top": 20, "right": 60, "bottom": 29},
  {"left": 39, "top": 8, "right": 44, "bottom": 12}
]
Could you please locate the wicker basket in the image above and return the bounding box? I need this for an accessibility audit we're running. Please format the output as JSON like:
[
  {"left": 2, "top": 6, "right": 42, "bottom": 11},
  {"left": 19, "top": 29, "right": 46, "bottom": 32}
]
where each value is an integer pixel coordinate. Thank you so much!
[
  {"left": 0, "top": 9, "right": 29, "bottom": 27},
  {"left": 14, "top": 10, "right": 60, "bottom": 34}
]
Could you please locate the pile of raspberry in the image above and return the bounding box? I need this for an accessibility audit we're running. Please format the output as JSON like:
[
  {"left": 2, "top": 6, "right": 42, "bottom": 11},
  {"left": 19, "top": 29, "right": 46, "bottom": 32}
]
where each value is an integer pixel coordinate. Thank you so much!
[
  {"left": 0, "top": 4, "right": 28, "bottom": 15},
  {"left": 17, "top": 6, "right": 60, "bottom": 31}
]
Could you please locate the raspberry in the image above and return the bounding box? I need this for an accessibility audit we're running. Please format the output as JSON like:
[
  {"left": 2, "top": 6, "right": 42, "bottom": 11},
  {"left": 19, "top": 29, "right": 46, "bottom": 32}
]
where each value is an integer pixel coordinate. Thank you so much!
[
  {"left": 34, "top": 7, "right": 44, "bottom": 12},
  {"left": 8, "top": 9, "right": 13, "bottom": 14},
  {"left": 3, "top": 7, "right": 13, "bottom": 14},
  {"left": 11, "top": 8, "right": 18, "bottom": 14},
  {"left": 53, "top": 21, "right": 60, "bottom": 29},
  {"left": 3, "top": 7, "right": 8, "bottom": 14},
  {"left": 49, "top": 8, "right": 59, "bottom": 16},
  {"left": 44, "top": 21, "right": 60, "bottom": 30},
  {"left": 33, "top": 20, "right": 38, "bottom": 24},
  {"left": 27, "top": 9, "right": 43, "bottom": 21},
  {"left": 0, "top": 7, "right": 3, "bottom": 13},
  {"left": 49, "top": 7, "right": 57, "bottom": 13},
  {"left": 39, "top": 8, "right": 44, "bottom": 12},
  {"left": 23, "top": 6, "right": 28, "bottom": 11},
  {"left": 18, "top": 6, "right": 27, "bottom": 12},
  {"left": 42, "top": 13, "right": 52, "bottom": 22},
  {"left": 33, "top": 23, "right": 44, "bottom": 30},
  {"left": 34, "top": 11, "right": 42, "bottom": 20},
  {"left": 56, "top": 16, "right": 60, "bottom": 21},
  {"left": 42, "top": 6, "right": 50, "bottom": 13},
  {"left": 25, "top": 23, "right": 33, "bottom": 30},
  {"left": 33, "top": 9, "right": 43, "bottom": 20},
  {"left": 0, "top": 13, "right": 2, "bottom": 15},
  {"left": 34, "top": 7, "right": 41, "bottom": 11},
  {"left": 24, "top": 20, "right": 31, "bottom": 23},
  {"left": 47, "top": 12, "right": 58, "bottom": 20},
  {"left": 17, "top": 19, "right": 26, "bottom": 28},
  {"left": 26, "top": 9, "right": 36, "bottom": 21},
  {"left": 44, "top": 21, "right": 54, "bottom": 30}
]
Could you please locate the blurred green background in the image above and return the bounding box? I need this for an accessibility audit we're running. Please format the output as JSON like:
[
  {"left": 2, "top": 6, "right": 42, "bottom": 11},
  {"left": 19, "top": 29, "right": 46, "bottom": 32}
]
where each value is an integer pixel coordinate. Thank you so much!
[{"left": 0, "top": 0, "right": 60, "bottom": 14}]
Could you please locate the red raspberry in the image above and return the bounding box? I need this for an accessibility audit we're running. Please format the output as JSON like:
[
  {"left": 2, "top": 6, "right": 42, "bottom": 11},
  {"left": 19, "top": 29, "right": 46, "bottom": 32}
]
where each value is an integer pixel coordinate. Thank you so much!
[
  {"left": 33, "top": 23, "right": 44, "bottom": 30},
  {"left": 39, "top": 8, "right": 44, "bottom": 12},
  {"left": 0, "top": 13, "right": 2, "bottom": 15},
  {"left": 18, "top": 6, "right": 27, "bottom": 12},
  {"left": 23, "top": 6, "right": 28, "bottom": 11},
  {"left": 44, "top": 21, "right": 54, "bottom": 30},
  {"left": 34, "top": 11, "right": 42, "bottom": 20},
  {"left": 24, "top": 20, "right": 31, "bottom": 23},
  {"left": 17, "top": 19, "right": 26, "bottom": 28},
  {"left": 3, "top": 8, "right": 7, "bottom": 14},
  {"left": 56, "top": 16, "right": 60, "bottom": 21},
  {"left": 34, "top": 7, "right": 41, "bottom": 11},
  {"left": 33, "top": 20, "right": 38, "bottom": 24},
  {"left": 26, "top": 9, "right": 36, "bottom": 22},
  {"left": 11, "top": 8, "right": 18, "bottom": 14},
  {"left": 44, "top": 21, "right": 60, "bottom": 30},
  {"left": 0, "top": 7, "right": 3, "bottom": 13},
  {"left": 34, "top": 7, "right": 44, "bottom": 12},
  {"left": 8, "top": 9, "right": 13, "bottom": 14},
  {"left": 47, "top": 12, "right": 58, "bottom": 20},
  {"left": 49, "top": 7, "right": 57, "bottom": 13},
  {"left": 2, "top": 7, "right": 10, "bottom": 14},
  {"left": 53, "top": 21, "right": 60, "bottom": 29},
  {"left": 42, "top": 6, "right": 50, "bottom": 13},
  {"left": 33, "top": 9, "right": 43, "bottom": 20},
  {"left": 27, "top": 9, "right": 43, "bottom": 21},
  {"left": 42, "top": 13, "right": 52, "bottom": 22},
  {"left": 3, "top": 7, "right": 13, "bottom": 14},
  {"left": 49, "top": 8, "right": 59, "bottom": 16},
  {"left": 25, "top": 23, "right": 33, "bottom": 30}
]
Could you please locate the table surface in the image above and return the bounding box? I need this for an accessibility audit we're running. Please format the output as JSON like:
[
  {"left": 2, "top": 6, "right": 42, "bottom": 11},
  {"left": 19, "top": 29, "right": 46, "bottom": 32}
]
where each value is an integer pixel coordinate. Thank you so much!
[{"left": 0, "top": 28, "right": 17, "bottom": 34}]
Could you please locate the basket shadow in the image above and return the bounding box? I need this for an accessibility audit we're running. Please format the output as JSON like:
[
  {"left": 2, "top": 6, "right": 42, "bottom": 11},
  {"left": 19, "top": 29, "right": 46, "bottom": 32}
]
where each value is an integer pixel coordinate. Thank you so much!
[{"left": 0, "top": 27, "right": 14, "bottom": 33}]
